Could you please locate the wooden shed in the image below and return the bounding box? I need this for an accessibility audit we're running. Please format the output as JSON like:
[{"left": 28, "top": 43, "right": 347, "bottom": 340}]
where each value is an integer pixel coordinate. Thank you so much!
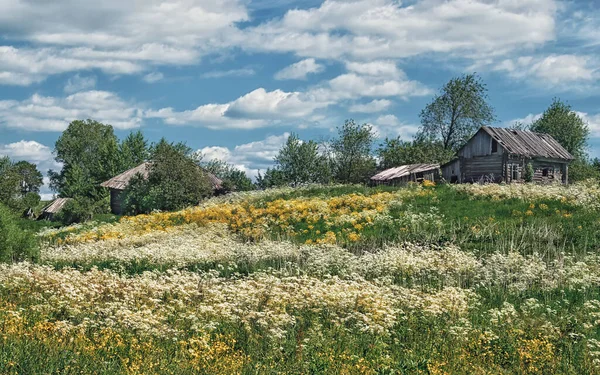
[
  {"left": 39, "top": 198, "right": 71, "bottom": 220},
  {"left": 441, "top": 126, "right": 574, "bottom": 184},
  {"left": 100, "top": 162, "right": 223, "bottom": 215},
  {"left": 371, "top": 163, "right": 440, "bottom": 185}
]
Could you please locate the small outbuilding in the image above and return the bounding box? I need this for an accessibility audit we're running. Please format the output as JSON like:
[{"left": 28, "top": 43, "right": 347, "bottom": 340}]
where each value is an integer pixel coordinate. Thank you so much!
[
  {"left": 371, "top": 163, "right": 440, "bottom": 185},
  {"left": 100, "top": 162, "right": 223, "bottom": 215},
  {"left": 441, "top": 126, "right": 574, "bottom": 184},
  {"left": 39, "top": 198, "right": 71, "bottom": 220}
]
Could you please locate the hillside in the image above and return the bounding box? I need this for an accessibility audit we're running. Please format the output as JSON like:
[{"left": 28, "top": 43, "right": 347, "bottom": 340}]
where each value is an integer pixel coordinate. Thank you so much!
[{"left": 3, "top": 182, "right": 600, "bottom": 374}]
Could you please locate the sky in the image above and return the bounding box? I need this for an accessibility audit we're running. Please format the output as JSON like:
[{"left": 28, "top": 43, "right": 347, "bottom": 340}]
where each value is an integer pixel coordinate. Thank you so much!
[{"left": 1, "top": 0, "right": 600, "bottom": 199}]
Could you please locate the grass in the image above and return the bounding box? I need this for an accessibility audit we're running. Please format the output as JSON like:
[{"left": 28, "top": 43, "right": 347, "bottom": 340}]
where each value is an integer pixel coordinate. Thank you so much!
[{"left": 4, "top": 182, "right": 600, "bottom": 374}]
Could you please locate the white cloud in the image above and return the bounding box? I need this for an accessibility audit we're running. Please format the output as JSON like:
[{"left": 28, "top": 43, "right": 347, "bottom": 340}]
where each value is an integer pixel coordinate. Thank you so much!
[
  {"left": 200, "top": 68, "right": 256, "bottom": 79},
  {"left": 0, "top": 91, "right": 143, "bottom": 131},
  {"left": 239, "top": 0, "right": 557, "bottom": 61},
  {"left": 494, "top": 54, "right": 597, "bottom": 85},
  {"left": 349, "top": 99, "right": 392, "bottom": 113},
  {"left": 200, "top": 133, "right": 290, "bottom": 179},
  {"left": 143, "top": 72, "right": 164, "bottom": 83},
  {"left": 324, "top": 73, "right": 432, "bottom": 100},
  {"left": 64, "top": 74, "right": 97, "bottom": 93},
  {"left": 274, "top": 58, "right": 324, "bottom": 80},
  {"left": 576, "top": 112, "right": 600, "bottom": 138},
  {"left": 371, "top": 114, "right": 419, "bottom": 140},
  {"left": 0, "top": 0, "right": 249, "bottom": 84},
  {"left": 345, "top": 61, "right": 401, "bottom": 78}
]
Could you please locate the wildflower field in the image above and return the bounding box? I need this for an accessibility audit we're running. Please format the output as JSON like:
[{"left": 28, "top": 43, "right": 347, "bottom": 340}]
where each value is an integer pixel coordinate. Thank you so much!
[{"left": 5, "top": 182, "right": 600, "bottom": 374}]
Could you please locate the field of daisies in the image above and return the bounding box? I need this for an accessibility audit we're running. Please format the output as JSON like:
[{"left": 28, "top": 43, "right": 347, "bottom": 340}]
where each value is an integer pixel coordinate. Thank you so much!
[{"left": 4, "top": 182, "right": 600, "bottom": 374}]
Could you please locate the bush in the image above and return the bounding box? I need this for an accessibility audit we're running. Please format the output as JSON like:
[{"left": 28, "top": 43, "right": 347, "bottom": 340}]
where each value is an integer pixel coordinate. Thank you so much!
[
  {"left": 55, "top": 197, "right": 106, "bottom": 225},
  {"left": 0, "top": 204, "right": 38, "bottom": 262},
  {"left": 524, "top": 163, "right": 534, "bottom": 182}
]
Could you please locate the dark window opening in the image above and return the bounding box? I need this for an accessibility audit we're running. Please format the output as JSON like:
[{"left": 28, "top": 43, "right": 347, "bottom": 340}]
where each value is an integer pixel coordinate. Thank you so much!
[
  {"left": 491, "top": 139, "right": 498, "bottom": 153},
  {"left": 512, "top": 165, "right": 518, "bottom": 180},
  {"left": 542, "top": 168, "right": 549, "bottom": 177}
]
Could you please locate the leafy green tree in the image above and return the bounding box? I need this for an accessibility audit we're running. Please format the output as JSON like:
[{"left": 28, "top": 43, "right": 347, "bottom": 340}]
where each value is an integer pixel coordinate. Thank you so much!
[
  {"left": 418, "top": 73, "right": 495, "bottom": 151},
  {"left": 530, "top": 98, "right": 589, "bottom": 159},
  {"left": 256, "top": 168, "right": 288, "bottom": 189},
  {"left": 330, "top": 120, "right": 376, "bottom": 184},
  {"left": 119, "top": 131, "right": 149, "bottom": 170},
  {"left": 0, "top": 203, "right": 38, "bottom": 262},
  {"left": 377, "top": 139, "right": 454, "bottom": 170},
  {"left": 54, "top": 197, "right": 106, "bottom": 225},
  {"left": 123, "top": 140, "right": 212, "bottom": 214},
  {"left": 49, "top": 119, "right": 121, "bottom": 203},
  {"left": 274, "top": 133, "right": 331, "bottom": 186},
  {"left": 12, "top": 161, "right": 43, "bottom": 194},
  {"left": 202, "top": 159, "right": 254, "bottom": 192},
  {"left": 0, "top": 158, "right": 43, "bottom": 212}
]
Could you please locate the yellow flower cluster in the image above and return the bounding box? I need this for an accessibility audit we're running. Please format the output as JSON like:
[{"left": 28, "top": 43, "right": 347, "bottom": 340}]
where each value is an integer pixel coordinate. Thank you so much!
[{"left": 48, "top": 188, "right": 428, "bottom": 246}]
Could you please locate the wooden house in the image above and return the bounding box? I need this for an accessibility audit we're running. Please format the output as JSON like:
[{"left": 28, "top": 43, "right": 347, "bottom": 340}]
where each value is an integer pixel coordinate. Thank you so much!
[
  {"left": 441, "top": 126, "right": 574, "bottom": 184},
  {"left": 39, "top": 198, "right": 71, "bottom": 220},
  {"left": 100, "top": 162, "right": 223, "bottom": 215},
  {"left": 371, "top": 163, "right": 440, "bottom": 185}
]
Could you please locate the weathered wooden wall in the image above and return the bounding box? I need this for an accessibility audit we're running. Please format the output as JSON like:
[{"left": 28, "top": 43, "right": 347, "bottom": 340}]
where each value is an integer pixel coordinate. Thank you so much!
[
  {"left": 461, "top": 154, "right": 504, "bottom": 182},
  {"left": 459, "top": 131, "right": 504, "bottom": 158}
]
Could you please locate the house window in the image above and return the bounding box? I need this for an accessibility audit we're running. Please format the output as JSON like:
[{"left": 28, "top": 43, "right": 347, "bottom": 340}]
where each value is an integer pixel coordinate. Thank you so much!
[
  {"left": 491, "top": 139, "right": 498, "bottom": 153},
  {"left": 512, "top": 165, "right": 519, "bottom": 180},
  {"left": 542, "top": 168, "right": 548, "bottom": 177}
]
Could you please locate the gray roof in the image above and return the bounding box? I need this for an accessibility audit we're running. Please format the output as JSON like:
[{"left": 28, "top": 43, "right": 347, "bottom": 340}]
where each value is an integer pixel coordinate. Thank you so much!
[
  {"left": 371, "top": 163, "right": 439, "bottom": 181},
  {"left": 101, "top": 162, "right": 223, "bottom": 191},
  {"left": 41, "top": 198, "right": 71, "bottom": 214},
  {"left": 481, "top": 126, "right": 574, "bottom": 160}
]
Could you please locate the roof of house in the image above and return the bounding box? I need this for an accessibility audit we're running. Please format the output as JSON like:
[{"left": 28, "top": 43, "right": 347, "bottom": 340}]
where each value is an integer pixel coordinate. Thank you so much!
[
  {"left": 100, "top": 161, "right": 223, "bottom": 191},
  {"left": 371, "top": 163, "right": 440, "bottom": 181},
  {"left": 480, "top": 126, "right": 574, "bottom": 160},
  {"left": 41, "top": 197, "right": 72, "bottom": 214}
]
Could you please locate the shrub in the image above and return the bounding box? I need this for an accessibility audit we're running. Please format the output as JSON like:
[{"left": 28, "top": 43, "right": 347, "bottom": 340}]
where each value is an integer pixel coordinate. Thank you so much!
[
  {"left": 524, "top": 163, "right": 534, "bottom": 182},
  {"left": 0, "top": 204, "right": 38, "bottom": 262},
  {"left": 55, "top": 197, "right": 106, "bottom": 225}
]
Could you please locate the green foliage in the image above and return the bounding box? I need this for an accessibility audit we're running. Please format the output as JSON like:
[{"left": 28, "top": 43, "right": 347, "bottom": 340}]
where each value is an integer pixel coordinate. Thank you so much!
[
  {"left": 524, "top": 162, "right": 534, "bottom": 182},
  {"left": 0, "top": 157, "right": 43, "bottom": 212},
  {"left": 531, "top": 98, "right": 589, "bottom": 159},
  {"left": 0, "top": 203, "right": 38, "bottom": 262},
  {"left": 377, "top": 138, "right": 454, "bottom": 169},
  {"left": 569, "top": 159, "right": 600, "bottom": 182},
  {"left": 330, "top": 120, "right": 376, "bottom": 184},
  {"left": 418, "top": 73, "right": 496, "bottom": 151},
  {"left": 123, "top": 141, "right": 212, "bottom": 214},
  {"left": 50, "top": 119, "right": 121, "bottom": 202},
  {"left": 274, "top": 133, "right": 331, "bottom": 186},
  {"left": 55, "top": 197, "right": 107, "bottom": 225},
  {"left": 256, "top": 168, "right": 288, "bottom": 189},
  {"left": 202, "top": 159, "right": 254, "bottom": 192},
  {"left": 119, "top": 130, "right": 149, "bottom": 171}
]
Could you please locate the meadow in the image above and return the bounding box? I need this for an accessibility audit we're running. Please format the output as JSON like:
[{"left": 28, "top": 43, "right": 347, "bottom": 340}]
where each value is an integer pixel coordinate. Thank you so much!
[{"left": 3, "top": 182, "right": 600, "bottom": 374}]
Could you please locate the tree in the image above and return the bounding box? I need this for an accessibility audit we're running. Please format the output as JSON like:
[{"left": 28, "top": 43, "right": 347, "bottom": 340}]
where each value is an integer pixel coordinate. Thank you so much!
[
  {"left": 0, "top": 158, "right": 42, "bottom": 212},
  {"left": 377, "top": 138, "right": 454, "bottom": 170},
  {"left": 12, "top": 161, "right": 43, "bottom": 194},
  {"left": 256, "top": 168, "right": 288, "bottom": 189},
  {"left": 418, "top": 73, "right": 495, "bottom": 151},
  {"left": 123, "top": 140, "right": 213, "bottom": 214},
  {"left": 202, "top": 159, "right": 254, "bottom": 192},
  {"left": 119, "top": 131, "right": 149, "bottom": 171},
  {"left": 50, "top": 119, "right": 121, "bottom": 203},
  {"left": 330, "top": 120, "right": 376, "bottom": 184},
  {"left": 274, "top": 133, "right": 331, "bottom": 186},
  {"left": 530, "top": 98, "right": 589, "bottom": 159}
]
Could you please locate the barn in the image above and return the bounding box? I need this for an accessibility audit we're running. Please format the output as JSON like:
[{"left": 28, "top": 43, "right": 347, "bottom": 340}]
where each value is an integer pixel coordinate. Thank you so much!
[
  {"left": 371, "top": 164, "right": 440, "bottom": 185},
  {"left": 39, "top": 198, "right": 72, "bottom": 220},
  {"left": 100, "top": 162, "right": 223, "bottom": 215},
  {"left": 441, "top": 126, "right": 574, "bottom": 184}
]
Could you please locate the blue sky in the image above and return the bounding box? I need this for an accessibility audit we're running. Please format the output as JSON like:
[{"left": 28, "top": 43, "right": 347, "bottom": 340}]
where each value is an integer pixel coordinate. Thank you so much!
[{"left": 0, "top": 0, "right": 599, "bottom": 198}]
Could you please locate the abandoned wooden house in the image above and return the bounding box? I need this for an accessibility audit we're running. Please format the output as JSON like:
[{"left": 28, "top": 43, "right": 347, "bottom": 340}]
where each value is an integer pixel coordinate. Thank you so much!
[
  {"left": 371, "top": 164, "right": 440, "bottom": 185},
  {"left": 441, "top": 126, "right": 574, "bottom": 184},
  {"left": 39, "top": 197, "right": 71, "bottom": 220},
  {"left": 100, "top": 162, "right": 223, "bottom": 215}
]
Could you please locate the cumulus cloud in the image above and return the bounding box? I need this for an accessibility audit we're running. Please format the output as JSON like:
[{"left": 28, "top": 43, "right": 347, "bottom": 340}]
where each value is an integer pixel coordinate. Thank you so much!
[
  {"left": 370, "top": 114, "right": 419, "bottom": 140},
  {"left": 494, "top": 54, "right": 597, "bottom": 85},
  {"left": 64, "top": 74, "right": 97, "bottom": 93},
  {"left": 200, "top": 133, "right": 290, "bottom": 178},
  {"left": 200, "top": 68, "right": 256, "bottom": 79},
  {"left": 239, "top": 0, "right": 557, "bottom": 61},
  {"left": 0, "top": 0, "right": 249, "bottom": 84},
  {"left": 0, "top": 91, "right": 143, "bottom": 131},
  {"left": 274, "top": 58, "right": 324, "bottom": 80},
  {"left": 349, "top": 99, "right": 392, "bottom": 113}
]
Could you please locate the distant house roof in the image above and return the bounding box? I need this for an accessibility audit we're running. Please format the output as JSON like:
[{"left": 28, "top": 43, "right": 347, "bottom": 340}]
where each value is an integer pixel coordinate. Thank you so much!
[
  {"left": 479, "top": 126, "right": 574, "bottom": 161},
  {"left": 371, "top": 163, "right": 440, "bottom": 181},
  {"left": 100, "top": 162, "right": 223, "bottom": 191},
  {"left": 41, "top": 198, "right": 71, "bottom": 214}
]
